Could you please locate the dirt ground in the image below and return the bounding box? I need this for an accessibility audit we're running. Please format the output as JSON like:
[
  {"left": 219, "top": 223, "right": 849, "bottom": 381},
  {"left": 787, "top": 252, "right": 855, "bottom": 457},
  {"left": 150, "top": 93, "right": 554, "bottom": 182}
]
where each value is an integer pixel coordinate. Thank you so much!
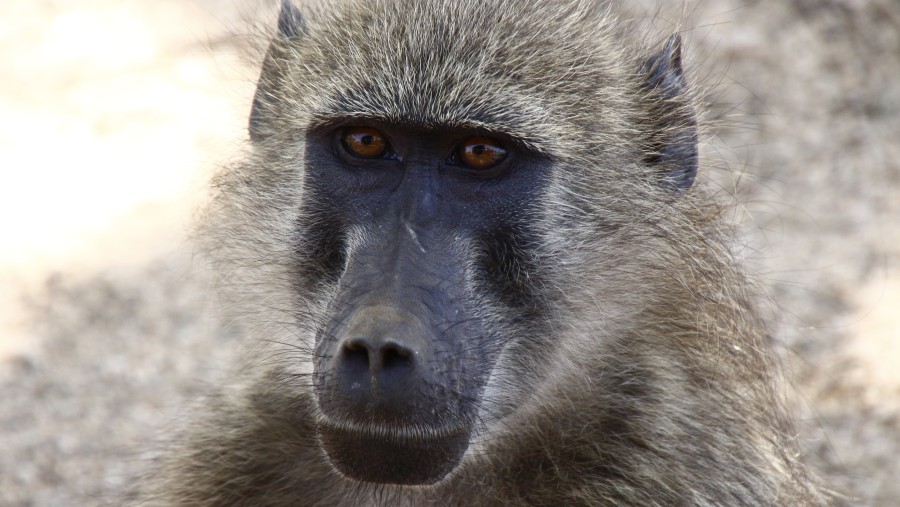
[{"left": 1, "top": 1, "right": 898, "bottom": 505}]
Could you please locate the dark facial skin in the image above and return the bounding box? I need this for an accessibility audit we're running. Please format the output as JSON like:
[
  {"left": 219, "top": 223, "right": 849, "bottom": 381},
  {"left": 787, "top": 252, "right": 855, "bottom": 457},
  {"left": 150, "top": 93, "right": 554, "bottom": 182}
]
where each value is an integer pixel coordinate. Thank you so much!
[{"left": 300, "top": 121, "right": 549, "bottom": 484}]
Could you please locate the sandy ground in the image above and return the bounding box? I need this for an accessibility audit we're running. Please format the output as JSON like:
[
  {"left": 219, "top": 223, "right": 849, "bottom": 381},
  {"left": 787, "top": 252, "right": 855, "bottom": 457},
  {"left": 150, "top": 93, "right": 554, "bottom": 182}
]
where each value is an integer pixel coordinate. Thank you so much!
[{"left": 0, "top": 1, "right": 898, "bottom": 505}]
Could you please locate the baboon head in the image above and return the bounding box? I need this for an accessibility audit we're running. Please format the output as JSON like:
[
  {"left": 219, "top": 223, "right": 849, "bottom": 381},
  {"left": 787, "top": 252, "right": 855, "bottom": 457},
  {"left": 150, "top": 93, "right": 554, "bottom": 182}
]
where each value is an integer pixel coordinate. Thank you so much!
[{"left": 241, "top": 0, "right": 697, "bottom": 486}]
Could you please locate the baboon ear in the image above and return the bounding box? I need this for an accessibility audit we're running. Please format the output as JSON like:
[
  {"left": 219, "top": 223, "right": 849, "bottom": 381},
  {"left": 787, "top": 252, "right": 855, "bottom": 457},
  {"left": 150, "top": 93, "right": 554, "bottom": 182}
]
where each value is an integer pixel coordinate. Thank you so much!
[
  {"left": 250, "top": 0, "right": 306, "bottom": 141},
  {"left": 277, "top": 0, "right": 305, "bottom": 38},
  {"left": 640, "top": 34, "right": 698, "bottom": 191}
]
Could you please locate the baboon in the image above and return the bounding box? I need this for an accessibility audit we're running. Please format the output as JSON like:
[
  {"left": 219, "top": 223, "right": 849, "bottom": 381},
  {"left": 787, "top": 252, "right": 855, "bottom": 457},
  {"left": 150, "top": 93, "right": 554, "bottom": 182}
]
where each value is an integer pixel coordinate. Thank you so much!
[{"left": 139, "top": 0, "right": 827, "bottom": 505}]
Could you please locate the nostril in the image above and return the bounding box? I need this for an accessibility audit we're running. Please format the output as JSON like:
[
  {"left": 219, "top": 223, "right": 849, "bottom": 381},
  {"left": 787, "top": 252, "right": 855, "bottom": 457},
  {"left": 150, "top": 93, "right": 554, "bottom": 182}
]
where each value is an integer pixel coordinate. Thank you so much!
[
  {"left": 332, "top": 335, "right": 420, "bottom": 402},
  {"left": 341, "top": 338, "right": 371, "bottom": 373},
  {"left": 381, "top": 341, "right": 413, "bottom": 371},
  {"left": 337, "top": 337, "right": 416, "bottom": 386}
]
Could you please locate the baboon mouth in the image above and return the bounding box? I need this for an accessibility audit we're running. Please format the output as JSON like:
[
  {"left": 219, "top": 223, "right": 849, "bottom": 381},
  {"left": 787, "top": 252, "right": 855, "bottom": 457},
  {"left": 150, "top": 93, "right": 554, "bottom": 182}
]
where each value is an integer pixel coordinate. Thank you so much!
[{"left": 317, "top": 421, "right": 471, "bottom": 485}]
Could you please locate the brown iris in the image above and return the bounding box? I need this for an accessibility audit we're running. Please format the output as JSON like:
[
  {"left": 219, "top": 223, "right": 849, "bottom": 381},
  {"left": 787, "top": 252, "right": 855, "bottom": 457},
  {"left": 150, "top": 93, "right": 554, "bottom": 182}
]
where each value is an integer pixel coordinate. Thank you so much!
[
  {"left": 458, "top": 136, "right": 507, "bottom": 170},
  {"left": 342, "top": 127, "right": 389, "bottom": 158}
]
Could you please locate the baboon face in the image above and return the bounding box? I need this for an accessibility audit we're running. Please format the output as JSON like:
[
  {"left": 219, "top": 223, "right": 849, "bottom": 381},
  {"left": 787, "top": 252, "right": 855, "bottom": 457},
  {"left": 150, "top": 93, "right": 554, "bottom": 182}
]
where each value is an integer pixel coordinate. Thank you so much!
[
  {"left": 248, "top": 0, "right": 696, "bottom": 486},
  {"left": 303, "top": 122, "right": 551, "bottom": 484}
]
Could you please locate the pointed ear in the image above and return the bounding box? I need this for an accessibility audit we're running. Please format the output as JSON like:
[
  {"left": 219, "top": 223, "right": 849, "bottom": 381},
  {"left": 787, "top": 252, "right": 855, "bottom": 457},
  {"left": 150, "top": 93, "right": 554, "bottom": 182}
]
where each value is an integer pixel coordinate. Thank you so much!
[
  {"left": 640, "top": 34, "right": 698, "bottom": 191},
  {"left": 277, "top": 0, "right": 305, "bottom": 39},
  {"left": 250, "top": 0, "right": 306, "bottom": 142}
]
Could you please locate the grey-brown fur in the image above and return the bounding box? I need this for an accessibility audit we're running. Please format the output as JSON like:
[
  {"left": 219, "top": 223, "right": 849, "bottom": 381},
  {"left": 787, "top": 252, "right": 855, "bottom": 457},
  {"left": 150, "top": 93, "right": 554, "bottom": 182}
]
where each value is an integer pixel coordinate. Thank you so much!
[{"left": 136, "top": 0, "right": 827, "bottom": 505}]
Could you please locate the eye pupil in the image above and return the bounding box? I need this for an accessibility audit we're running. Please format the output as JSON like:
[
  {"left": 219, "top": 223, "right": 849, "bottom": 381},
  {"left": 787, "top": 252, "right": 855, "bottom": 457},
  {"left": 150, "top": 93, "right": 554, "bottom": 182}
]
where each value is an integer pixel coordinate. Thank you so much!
[
  {"left": 342, "top": 127, "right": 389, "bottom": 159},
  {"left": 458, "top": 136, "right": 507, "bottom": 170}
]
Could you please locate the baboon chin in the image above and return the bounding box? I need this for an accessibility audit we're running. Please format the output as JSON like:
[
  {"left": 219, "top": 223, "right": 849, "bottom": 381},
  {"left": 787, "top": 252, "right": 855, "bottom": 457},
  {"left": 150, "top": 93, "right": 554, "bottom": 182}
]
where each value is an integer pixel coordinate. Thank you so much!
[{"left": 138, "top": 0, "right": 827, "bottom": 504}]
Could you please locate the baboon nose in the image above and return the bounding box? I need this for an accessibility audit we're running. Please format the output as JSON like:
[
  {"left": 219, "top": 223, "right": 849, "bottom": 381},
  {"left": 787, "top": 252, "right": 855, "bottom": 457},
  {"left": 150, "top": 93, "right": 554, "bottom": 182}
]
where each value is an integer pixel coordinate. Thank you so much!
[{"left": 338, "top": 336, "right": 415, "bottom": 390}]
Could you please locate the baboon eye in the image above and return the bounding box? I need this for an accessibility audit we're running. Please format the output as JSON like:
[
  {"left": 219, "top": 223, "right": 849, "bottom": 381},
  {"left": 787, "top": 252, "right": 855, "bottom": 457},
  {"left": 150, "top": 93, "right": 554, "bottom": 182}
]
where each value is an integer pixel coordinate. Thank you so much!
[
  {"left": 341, "top": 127, "right": 390, "bottom": 159},
  {"left": 457, "top": 137, "right": 507, "bottom": 170}
]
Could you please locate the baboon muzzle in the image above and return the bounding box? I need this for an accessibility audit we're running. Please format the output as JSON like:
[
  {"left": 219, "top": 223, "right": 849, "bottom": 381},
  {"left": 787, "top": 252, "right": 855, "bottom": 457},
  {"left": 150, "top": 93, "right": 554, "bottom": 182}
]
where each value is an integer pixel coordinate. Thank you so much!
[
  {"left": 313, "top": 231, "right": 484, "bottom": 485},
  {"left": 325, "top": 305, "right": 447, "bottom": 425}
]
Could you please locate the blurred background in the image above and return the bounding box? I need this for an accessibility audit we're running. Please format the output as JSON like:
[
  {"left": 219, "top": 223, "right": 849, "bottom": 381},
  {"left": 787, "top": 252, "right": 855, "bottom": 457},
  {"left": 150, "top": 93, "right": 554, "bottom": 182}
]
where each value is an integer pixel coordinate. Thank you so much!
[{"left": 0, "top": 0, "right": 897, "bottom": 505}]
